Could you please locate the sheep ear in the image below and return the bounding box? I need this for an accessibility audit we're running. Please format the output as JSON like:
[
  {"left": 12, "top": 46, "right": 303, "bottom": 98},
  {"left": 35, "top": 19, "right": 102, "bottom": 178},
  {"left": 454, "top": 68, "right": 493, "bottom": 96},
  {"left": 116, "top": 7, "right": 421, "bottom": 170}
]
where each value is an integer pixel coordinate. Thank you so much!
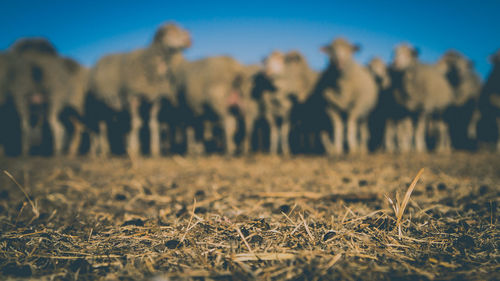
[
  {"left": 285, "top": 52, "right": 302, "bottom": 63},
  {"left": 412, "top": 47, "right": 420, "bottom": 58},
  {"left": 153, "top": 28, "right": 166, "bottom": 45},
  {"left": 321, "top": 45, "right": 331, "bottom": 54},
  {"left": 489, "top": 53, "right": 498, "bottom": 63},
  {"left": 352, "top": 44, "right": 361, "bottom": 53}
]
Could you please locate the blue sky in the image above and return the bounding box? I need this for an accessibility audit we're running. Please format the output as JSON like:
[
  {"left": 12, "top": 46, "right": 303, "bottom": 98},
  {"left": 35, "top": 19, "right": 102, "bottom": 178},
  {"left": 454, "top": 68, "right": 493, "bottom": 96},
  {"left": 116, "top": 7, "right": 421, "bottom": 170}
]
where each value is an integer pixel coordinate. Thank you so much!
[{"left": 1, "top": 1, "right": 498, "bottom": 78}]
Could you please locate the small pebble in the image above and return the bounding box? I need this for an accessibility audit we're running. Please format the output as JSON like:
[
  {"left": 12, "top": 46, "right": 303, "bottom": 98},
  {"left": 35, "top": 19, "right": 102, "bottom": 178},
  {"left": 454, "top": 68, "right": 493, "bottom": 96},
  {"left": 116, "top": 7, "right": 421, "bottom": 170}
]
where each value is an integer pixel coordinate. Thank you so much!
[
  {"left": 437, "top": 183, "right": 447, "bottom": 191},
  {"left": 342, "top": 177, "right": 351, "bottom": 183},
  {"left": 241, "top": 227, "right": 250, "bottom": 237},
  {"left": 143, "top": 187, "right": 152, "bottom": 195},
  {"left": 114, "top": 194, "right": 126, "bottom": 201},
  {"left": 121, "top": 219, "right": 144, "bottom": 227},
  {"left": 165, "top": 239, "right": 181, "bottom": 249},
  {"left": 455, "top": 235, "right": 475, "bottom": 249},
  {"left": 194, "top": 190, "right": 206, "bottom": 199},
  {"left": 279, "top": 204, "right": 291, "bottom": 214},
  {"left": 194, "top": 207, "right": 207, "bottom": 214},
  {"left": 0, "top": 190, "right": 9, "bottom": 199},
  {"left": 358, "top": 179, "right": 368, "bottom": 186},
  {"left": 69, "top": 258, "right": 91, "bottom": 274},
  {"left": 323, "top": 231, "right": 336, "bottom": 241},
  {"left": 1, "top": 263, "right": 32, "bottom": 277},
  {"left": 249, "top": 235, "right": 263, "bottom": 244},
  {"left": 479, "top": 185, "right": 489, "bottom": 195}
]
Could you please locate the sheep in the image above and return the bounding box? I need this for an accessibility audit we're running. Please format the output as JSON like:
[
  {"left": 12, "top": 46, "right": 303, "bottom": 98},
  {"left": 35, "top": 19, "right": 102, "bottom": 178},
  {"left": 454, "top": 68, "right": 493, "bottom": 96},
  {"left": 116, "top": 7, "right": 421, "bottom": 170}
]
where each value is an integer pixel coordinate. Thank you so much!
[
  {"left": 0, "top": 53, "right": 10, "bottom": 106},
  {"left": 5, "top": 52, "right": 45, "bottom": 155},
  {"left": 437, "top": 50, "right": 482, "bottom": 150},
  {"left": 0, "top": 52, "right": 14, "bottom": 155},
  {"left": 8, "top": 38, "right": 89, "bottom": 156},
  {"left": 173, "top": 56, "right": 258, "bottom": 155},
  {"left": 477, "top": 49, "right": 500, "bottom": 151},
  {"left": 390, "top": 43, "right": 454, "bottom": 153},
  {"left": 316, "top": 38, "right": 378, "bottom": 155},
  {"left": 87, "top": 22, "right": 191, "bottom": 157},
  {"left": 256, "top": 50, "right": 318, "bottom": 155},
  {"left": 367, "top": 57, "right": 392, "bottom": 151}
]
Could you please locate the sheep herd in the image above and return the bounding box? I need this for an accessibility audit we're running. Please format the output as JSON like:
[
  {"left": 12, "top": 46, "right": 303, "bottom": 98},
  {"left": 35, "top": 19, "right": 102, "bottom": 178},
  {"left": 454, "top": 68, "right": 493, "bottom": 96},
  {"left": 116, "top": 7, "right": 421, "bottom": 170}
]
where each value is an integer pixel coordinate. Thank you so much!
[{"left": 1, "top": 22, "right": 499, "bottom": 157}]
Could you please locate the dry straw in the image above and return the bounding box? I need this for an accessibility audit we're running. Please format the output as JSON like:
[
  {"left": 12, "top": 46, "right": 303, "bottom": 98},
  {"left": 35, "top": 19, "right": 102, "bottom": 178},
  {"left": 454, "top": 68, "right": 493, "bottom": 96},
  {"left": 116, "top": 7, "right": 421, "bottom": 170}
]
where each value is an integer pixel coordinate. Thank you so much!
[
  {"left": 385, "top": 168, "right": 424, "bottom": 239},
  {"left": 3, "top": 170, "right": 39, "bottom": 221}
]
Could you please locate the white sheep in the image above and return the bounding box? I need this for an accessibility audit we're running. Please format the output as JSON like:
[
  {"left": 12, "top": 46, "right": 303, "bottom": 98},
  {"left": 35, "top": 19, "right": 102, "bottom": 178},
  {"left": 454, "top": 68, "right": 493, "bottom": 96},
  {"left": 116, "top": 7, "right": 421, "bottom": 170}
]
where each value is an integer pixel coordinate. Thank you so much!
[
  {"left": 258, "top": 50, "right": 318, "bottom": 155},
  {"left": 8, "top": 38, "right": 89, "bottom": 156},
  {"left": 318, "top": 38, "right": 378, "bottom": 155},
  {"left": 87, "top": 23, "right": 191, "bottom": 157},
  {"left": 391, "top": 43, "right": 454, "bottom": 153}
]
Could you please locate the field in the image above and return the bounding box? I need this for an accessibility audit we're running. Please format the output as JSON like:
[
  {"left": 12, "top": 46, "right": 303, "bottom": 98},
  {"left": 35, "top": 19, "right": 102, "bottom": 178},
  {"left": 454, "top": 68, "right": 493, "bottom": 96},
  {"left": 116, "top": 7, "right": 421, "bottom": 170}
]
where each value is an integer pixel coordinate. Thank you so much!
[{"left": 0, "top": 153, "right": 498, "bottom": 280}]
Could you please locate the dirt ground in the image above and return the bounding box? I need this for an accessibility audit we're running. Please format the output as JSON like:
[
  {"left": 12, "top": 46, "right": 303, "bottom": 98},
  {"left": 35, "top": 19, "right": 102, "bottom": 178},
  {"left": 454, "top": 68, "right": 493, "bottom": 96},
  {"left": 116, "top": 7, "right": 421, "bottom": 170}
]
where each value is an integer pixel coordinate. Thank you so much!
[{"left": 0, "top": 153, "right": 498, "bottom": 280}]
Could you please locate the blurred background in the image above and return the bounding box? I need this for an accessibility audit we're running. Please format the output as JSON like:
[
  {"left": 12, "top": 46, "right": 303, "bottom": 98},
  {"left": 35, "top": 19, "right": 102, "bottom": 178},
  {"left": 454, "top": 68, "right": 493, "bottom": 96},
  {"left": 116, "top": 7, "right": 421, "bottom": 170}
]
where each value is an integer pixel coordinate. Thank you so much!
[{"left": 1, "top": 0, "right": 499, "bottom": 78}]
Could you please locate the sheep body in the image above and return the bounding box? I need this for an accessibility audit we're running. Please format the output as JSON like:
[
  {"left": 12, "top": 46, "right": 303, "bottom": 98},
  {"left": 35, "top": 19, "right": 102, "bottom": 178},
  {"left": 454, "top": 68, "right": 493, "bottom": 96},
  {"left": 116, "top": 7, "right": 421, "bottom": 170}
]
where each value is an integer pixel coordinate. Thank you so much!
[
  {"left": 175, "top": 56, "right": 258, "bottom": 154},
  {"left": 8, "top": 38, "right": 89, "bottom": 155},
  {"left": 86, "top": 23, "right": 191, "bottom": 157},
  {"left": 318, "top": 38, "right": 378, "bottom": 154},
  {"left": 391, "top": 44, "right": 454, "bottom": 153}
]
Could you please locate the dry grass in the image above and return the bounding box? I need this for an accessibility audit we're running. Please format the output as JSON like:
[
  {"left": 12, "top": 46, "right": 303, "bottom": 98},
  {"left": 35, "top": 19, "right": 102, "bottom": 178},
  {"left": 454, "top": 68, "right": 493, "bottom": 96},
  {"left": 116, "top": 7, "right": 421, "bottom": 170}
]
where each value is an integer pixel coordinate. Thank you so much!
[
  {"left": 0, "top": 153, "right": 498, "bottom": 280},
  {"left": 385, "top": 168, "right": 424, "bottom": 239}
]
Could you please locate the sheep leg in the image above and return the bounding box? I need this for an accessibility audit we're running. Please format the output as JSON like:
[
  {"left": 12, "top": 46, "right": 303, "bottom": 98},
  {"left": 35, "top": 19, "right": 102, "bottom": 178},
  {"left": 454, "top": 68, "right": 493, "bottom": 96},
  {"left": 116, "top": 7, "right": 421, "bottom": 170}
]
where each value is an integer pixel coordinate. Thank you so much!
[
  {"left": 126, "top": 96, "right": 142, "bottom": 158},
  {"left": 415, "top": 114, "right": 427, "bottom": 153},
  {"left": 242, "top": 115, "right": 255, "bottom": 154},
  {"left": 490, "top": 95, "right": 500, "bottom": 108},
  {"left": 149, "top": 100, "right": 161, "bottom": 157},
  {"left": 321, "top": 108, "right": 343, "bottom": 155},
  {"left": 268, "top": 116, "right": 279, "bottom": 155},
  {"left": 280, "top": 119, "right": 291, "bottom": 156},
  {"left": 309, "top": 131, "right": 316, "bottom": 152},
  {"left": 20, "top": 118, "right": 31, "bottom": 157},
  {"left": 89, "top": 126, "right": 107, "bottom": 157},
  {"left": 16, "top": 103, "right": 31, "bottom": 156},
  {"left": 186, "top": 126, "right": 203, "bottom": 155},
  {"left": 203, "top": 120, "right": 213, "bottom": 141},
  {"left": 384, "top": 119, "right": 396, "bottom": 153},
  {"left": 98, "top": 121, "right": 110, "bottom": 156},
  {"left": 497, "top": 117, "right": 500, "bottom": 152},
  {"left": 467, "top": 110, "right": 480, "bottom": 140},
  {"left": 67, "top": 117, "right": 83, "bottom": 157},
  {"left": 160, "top": 123, "right": 170, "bottom": 155},
  {"left": 175, "top": 124, "right": 185, "bottom": 146},
  {"left": 324, "top": 89, "right": 348, "bottom": 109},
  {"left": 359, "top": 119, "right": 369, "bottom": 154},
  {"left": 437, "top": 120, "right": 451, "bottom": 153},
  {"left": 89, "top": 132, "right": 98, "bottom": 157},
  {"left": 397, "top": 118, "right": 413, "bottom": 153},
  {"left": 224, "top": 115, "right": 237, "bottom": 155},
  {"left": 186, "top": 127, "right": 196, "bottom": 155},
  {"left": 49, "top": 114, "right": 65, "bottom": 156},
  {"left": 347, "top": 116, "right": 358, "bottom": 154}
]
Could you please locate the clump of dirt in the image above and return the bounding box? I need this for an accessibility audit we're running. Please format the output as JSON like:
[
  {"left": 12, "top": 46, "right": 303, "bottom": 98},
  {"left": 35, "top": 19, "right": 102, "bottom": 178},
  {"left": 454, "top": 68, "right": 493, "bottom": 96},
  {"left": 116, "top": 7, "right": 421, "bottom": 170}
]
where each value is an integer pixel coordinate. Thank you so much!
[{"left": 0, "top": 153, "right": 498, "bottom": 280}]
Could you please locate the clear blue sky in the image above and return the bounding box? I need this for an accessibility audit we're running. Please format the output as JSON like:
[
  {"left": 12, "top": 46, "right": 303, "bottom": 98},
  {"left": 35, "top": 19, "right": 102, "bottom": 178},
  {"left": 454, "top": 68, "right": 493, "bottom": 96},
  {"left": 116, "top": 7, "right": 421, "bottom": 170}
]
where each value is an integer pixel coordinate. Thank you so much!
[{"left": 1, "top": 0, "right": 498, "bottom": 78}]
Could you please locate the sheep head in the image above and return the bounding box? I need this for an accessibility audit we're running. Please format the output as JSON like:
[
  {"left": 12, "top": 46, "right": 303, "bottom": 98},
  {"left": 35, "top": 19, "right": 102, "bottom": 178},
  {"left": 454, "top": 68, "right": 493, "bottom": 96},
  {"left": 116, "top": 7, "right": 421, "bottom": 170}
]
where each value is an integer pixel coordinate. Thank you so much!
[
  {"left": 10, "top": 38, "right": 58, "bottom": 56},
  {"left": 321, "top": 38, "right": 360, "bottom": 70},
  {"left": 490, "top": 49, "right": 500, "bottom": 64},
  {"left": 263, "top": 51, "right": 286, "bottom": 78},
  {"left": 368, "top": 57, "right": 390, "bottom": 89},
  {"left": 392, "top": 43, "right": 419, "bottom": 70},
  {"left": 438, "top": 50, "right": 471, "bottom": 89},
  {"left": 153, "top": 23, "right": 192, "bottom": 51}
]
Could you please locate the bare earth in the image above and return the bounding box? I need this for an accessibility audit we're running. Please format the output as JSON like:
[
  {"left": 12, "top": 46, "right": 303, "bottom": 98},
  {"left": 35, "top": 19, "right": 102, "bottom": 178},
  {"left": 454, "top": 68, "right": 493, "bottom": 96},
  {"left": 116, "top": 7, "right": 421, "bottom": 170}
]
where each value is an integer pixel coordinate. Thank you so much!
[{"left": 0, "top": 153, "right": 498, "bottom": 280}]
